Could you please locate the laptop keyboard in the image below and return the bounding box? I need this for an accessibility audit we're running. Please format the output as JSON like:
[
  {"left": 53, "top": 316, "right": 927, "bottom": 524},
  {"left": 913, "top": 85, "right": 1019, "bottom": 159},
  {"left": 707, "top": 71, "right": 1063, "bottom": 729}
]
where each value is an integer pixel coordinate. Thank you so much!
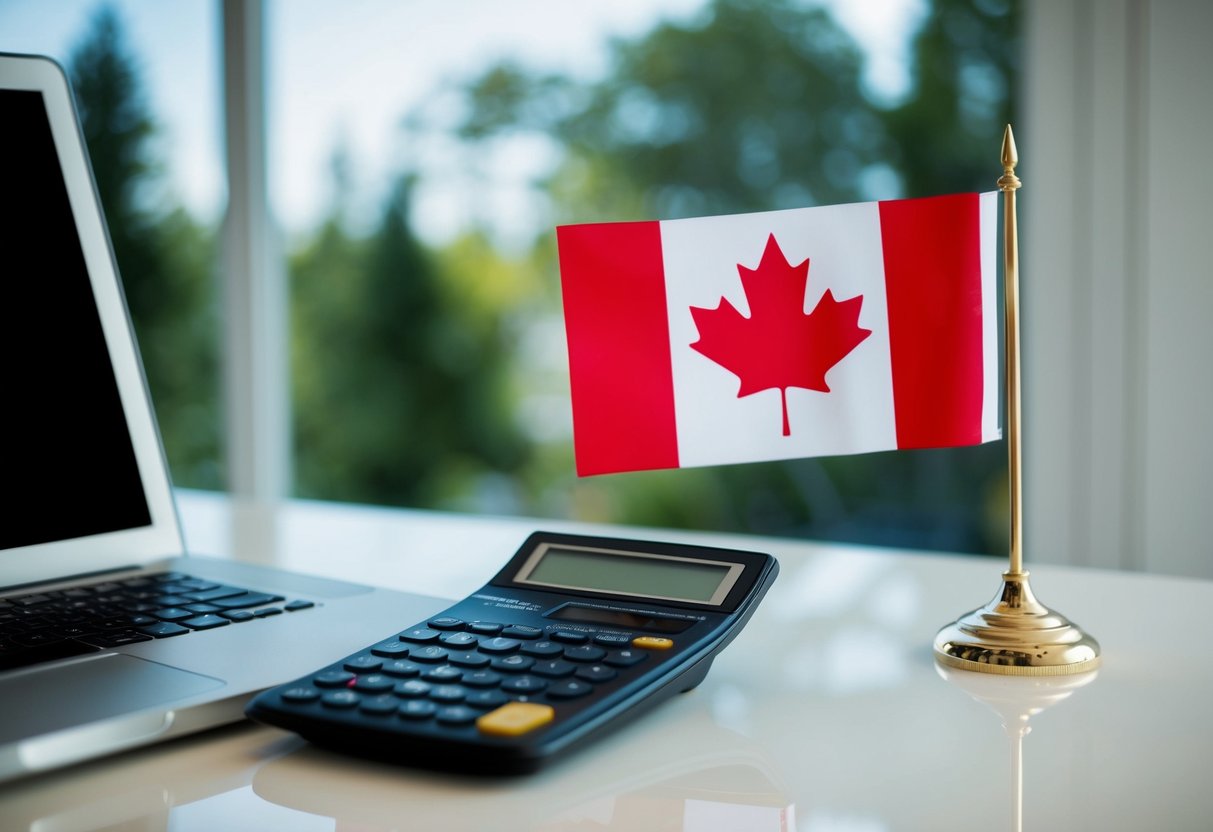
[{"left": 0, "top": 571, "right": 316, "bottom": 673}]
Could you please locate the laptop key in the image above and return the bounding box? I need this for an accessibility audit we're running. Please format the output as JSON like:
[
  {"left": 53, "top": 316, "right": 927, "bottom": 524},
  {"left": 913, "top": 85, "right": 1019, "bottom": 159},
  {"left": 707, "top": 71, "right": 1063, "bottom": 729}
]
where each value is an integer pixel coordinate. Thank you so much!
[
  {"left": 82, "top": 630, "right": 154, "bottom": 648},
  {"left": 153, "top": 607, "right": 195, "bottom": 622},
  {"left": 138, "top": 621, "right": 190, "bottom": 638},
  {"left": 210, "top": 592, "right": 282, "bottom": 610},
  {"left": 180, "top": 615, "right": 230, "bottom": 630},
  {"left": 184, "top": 586, "right": 248, "bottom": 603}
]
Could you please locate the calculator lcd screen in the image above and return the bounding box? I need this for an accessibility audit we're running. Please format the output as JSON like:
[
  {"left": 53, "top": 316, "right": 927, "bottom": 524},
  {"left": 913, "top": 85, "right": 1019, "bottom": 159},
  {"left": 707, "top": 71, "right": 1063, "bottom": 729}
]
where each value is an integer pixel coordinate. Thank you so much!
[{"left": 514, "top": 544, "right": 744, "bottom": 606}]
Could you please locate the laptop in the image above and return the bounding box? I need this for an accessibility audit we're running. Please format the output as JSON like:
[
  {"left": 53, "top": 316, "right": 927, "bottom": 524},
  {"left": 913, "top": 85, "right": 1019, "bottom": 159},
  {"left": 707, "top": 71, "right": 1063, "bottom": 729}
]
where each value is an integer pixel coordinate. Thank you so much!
[{"left": 0, "top": 53, "right": 446, "bottom": 783}]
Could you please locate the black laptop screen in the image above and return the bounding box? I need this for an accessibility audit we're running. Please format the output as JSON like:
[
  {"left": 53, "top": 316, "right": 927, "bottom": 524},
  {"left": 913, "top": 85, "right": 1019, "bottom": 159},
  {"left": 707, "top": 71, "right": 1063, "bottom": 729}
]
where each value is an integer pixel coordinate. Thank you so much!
[{"left": 1, "top": 89, "right": 152, "bottom": 550}]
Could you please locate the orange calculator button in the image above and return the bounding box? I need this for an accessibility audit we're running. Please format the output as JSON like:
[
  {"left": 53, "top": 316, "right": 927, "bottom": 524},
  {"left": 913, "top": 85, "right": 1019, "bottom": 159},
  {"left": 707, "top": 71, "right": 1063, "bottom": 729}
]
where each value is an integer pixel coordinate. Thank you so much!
[
  {"left": 476, "top": 702, "right": 555, "bottom": 737},
  {"left": 632, "top": 636, "right": 674, "bottom": 650}
]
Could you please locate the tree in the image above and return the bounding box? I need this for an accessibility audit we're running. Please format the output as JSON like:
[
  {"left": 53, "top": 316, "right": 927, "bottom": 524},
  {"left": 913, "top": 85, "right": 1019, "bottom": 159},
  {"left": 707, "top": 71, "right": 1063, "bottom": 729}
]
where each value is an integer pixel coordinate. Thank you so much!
[
  {"left": 291, "top": 176, "right": 529, "bottom": 508},
  {"left": 69, "top": 6, "right": 223, "bottom": 488}
]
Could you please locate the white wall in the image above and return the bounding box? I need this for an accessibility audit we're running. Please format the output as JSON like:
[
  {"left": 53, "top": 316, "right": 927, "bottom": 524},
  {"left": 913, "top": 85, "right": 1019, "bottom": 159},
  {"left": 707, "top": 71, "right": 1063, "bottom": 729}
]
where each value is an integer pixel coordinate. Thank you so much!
[{"left": 1023, "top": 0, "right": 1213, "bottom": 578}]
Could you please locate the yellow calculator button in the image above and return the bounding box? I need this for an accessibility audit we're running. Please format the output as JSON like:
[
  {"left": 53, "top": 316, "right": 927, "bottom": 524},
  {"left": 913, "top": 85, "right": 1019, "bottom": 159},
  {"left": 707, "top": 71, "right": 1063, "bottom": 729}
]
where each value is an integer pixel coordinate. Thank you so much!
[
  {"left": 632, "top": 636, "right": 674, "bottom": 650},
  {"left": 476, "top": 702, "right": 555, "bottom": 737}
]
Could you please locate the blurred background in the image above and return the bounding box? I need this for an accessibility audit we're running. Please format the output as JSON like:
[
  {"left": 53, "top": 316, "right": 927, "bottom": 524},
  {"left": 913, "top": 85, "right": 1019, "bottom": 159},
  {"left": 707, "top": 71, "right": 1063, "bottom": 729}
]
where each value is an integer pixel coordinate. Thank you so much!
[{"left": 3, "top": 1, "right": 1208, "bottom": 577}]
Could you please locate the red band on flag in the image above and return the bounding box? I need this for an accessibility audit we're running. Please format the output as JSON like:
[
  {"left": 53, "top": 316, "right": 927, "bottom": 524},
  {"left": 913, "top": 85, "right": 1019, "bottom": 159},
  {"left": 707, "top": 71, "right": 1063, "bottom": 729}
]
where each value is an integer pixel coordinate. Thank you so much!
[
  {"left": 557, "top": 221, "right": 679, "bottom": 475},
  {"left": 879, "top": 193, "right": 986, "bottom": 448}
]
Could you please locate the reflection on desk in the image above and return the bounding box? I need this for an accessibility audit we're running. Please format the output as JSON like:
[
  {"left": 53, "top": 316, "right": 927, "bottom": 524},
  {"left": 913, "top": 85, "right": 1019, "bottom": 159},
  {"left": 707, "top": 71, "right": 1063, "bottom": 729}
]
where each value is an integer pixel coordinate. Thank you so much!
[
  {"left": 938, "top": 665, "right": 1100, "bottom": 832},
  {"left": 0, "top": 492, "right": 1210, "bottom": 831}
]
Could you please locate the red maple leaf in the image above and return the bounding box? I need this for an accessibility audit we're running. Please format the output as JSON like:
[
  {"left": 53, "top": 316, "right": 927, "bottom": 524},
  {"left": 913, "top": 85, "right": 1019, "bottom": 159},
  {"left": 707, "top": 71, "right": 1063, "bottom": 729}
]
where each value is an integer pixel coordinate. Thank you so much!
[{"left": 690, "top": 233, "right": 872, "bottom": 436}]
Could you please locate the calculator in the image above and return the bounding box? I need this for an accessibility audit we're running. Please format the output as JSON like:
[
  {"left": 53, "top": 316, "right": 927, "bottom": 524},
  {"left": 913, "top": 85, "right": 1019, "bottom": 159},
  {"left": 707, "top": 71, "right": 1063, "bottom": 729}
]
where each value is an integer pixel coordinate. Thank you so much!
[{"left": 246, "top": 531, "right": 778, "bottom": 774}]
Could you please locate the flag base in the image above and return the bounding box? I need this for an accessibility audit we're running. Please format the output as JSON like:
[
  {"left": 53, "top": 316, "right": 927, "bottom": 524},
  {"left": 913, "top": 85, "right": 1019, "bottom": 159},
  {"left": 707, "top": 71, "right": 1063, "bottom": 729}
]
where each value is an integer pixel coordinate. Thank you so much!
[{"left": 933, "top": 571, "right": 1101, "bottom": 676}]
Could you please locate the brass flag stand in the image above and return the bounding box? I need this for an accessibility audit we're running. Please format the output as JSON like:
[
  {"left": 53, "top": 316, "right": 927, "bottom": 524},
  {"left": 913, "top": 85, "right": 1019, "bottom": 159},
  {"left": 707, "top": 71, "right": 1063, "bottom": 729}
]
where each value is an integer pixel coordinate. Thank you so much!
[{"left": 933, "top": 125, "right": 1101, "bottom": 676}]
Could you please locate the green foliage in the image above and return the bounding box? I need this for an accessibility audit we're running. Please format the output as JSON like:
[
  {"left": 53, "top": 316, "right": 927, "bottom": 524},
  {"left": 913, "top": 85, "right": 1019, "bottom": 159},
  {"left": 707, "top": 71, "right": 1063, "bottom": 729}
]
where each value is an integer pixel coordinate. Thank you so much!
[
  {"left": 459, "top": 0, "right": 882, "bottom": 221},
  {"left": 886, "top": 0, "right": 1022, "bottom": 197},
  {"left": 68, "top": 7, "right": 223, "bottom": 489},
  {"left": 291, "top": 179, "right": 530, "bottom": 509}
]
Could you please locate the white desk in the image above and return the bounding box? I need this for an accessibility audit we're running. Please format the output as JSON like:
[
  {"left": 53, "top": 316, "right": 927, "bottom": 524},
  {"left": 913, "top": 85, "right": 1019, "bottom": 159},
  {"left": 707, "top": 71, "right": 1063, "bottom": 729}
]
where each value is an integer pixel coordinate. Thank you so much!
[{"left": 2, "top": 491, "right": 1210, "bottom": 831}]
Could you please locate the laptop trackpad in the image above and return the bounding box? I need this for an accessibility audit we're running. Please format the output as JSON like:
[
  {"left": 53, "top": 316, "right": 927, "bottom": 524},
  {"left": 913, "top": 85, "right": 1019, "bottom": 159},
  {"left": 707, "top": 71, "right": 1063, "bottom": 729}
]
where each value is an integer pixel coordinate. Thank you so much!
[{"left": 0, "top": 653, "right": 225, "bottom": 744}]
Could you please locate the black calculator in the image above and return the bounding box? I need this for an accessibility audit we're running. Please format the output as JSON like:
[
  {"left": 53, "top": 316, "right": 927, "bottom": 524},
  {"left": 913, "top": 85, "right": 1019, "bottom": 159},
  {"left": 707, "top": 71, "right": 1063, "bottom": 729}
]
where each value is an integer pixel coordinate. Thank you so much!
[{"left": 246, "top": 531, "right": 778, "bottom": 774}]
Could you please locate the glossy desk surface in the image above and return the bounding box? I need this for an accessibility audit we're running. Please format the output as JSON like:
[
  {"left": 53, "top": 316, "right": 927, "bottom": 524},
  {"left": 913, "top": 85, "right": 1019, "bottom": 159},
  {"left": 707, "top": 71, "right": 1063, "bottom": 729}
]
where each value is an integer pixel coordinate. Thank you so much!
[{"left": 2, "top": 492, "right": 1210, "bottom": 831}]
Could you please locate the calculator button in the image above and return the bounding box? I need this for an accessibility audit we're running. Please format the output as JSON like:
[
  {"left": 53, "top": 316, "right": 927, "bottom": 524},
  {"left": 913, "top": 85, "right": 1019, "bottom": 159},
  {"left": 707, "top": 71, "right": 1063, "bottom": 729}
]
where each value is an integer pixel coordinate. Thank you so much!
[
  {"left": 280, "top": 686, "right": 320, "bottom": 704},
  {"left": 400, "top": 627, "right": 441, "bottom": 643},
  {"left": 490, "top": 655, "right": 535, "bottom": 673},
  {"left": 399, "top": 700, "right": 437, "bottom": 720},
  {"left": 531, "top": 660, "right": 576, "bottom": 678},
  {"left": 394, "top": 680, "right": 432, "bottom": 698},
  {"left": 381, "top": 659, "right": 423, "bottom": 678},
  {"left": 563, "top": 645, "right": 607, "bottom": 663},
  {"left": 467, "top": 622, "right": 503, "bottom": 635},
  {"left": 603, "top": 649, "right": 648, "bottom": 668},
  {"left": 465, "top": 689, "right": 510, "bottom": 709},
  {"left": 447, "top": 651, "right": 491, "bottom": 669},
  {"left": 476, "top": 702, "right": 554, "bottom": 737},
  {"left": 436, "top": 705, "right": 480, "bottom": 725},
  {"left": 552, "top": 631, "right": 588, "bottom": 644},
  {"left": 370, "top": 640, "right": 411, "bottom": 658},
  {"left": 478, "top": 637, "right": 522, "bottom": 654},
  {"left": 500, "top": 675, "right": 548, "bottom": 694},
  {"left": 314, "top": 670, "right": 356, "bottom": 688},
  {"left": 321, "top": 690, "right": 361, "bottom": 708},
  {"left": 593, "top": 632, "right": 633, "bottom": 647},
  {"left": 409, "top": 645, "right": 450, "bottom": 663},
  {"left": 439, "top": 631, "right": 480, "bottom": 648},
  {"left": 462, "top": 670, "right": 503, "bottom": 688},
  {"left": 574, "top": 664, "right": 618, "bottom": 683},
  {"left": 429, "top": 684, "right": 468, "bottom": 704},
  {"left": 351, "top": 674, "right": 395, "bottom": 693},
  {"left": 344, "top": 656, "right": 384, "bottom": 672},
  {"left": 632, "top": 636, "right": 674, "bottom": 650},
  {"left": 501, "top": 625, "right": 543, "bottom": 640},
  {"left": 546, "top": 680, "right": 593, "bottom": 700},
  {"left": 359, "top": 695, "right": 400, "bottom": 716},
  {"left": 421, "top": 665, "right": 463, "bottom": 683},
  {"left": 428, "top": 617, "right": 464, "bottom": 630},
  {"left": 520, "top": 640, "right": 564, "bottom": 658}
]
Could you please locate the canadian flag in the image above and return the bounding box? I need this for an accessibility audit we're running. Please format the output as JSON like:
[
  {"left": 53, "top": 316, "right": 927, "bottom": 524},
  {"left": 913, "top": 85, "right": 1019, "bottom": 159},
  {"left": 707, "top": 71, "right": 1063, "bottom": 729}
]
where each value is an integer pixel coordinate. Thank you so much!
[{"left": 557, "top": 192, "right": 1001, "bottom": 476}]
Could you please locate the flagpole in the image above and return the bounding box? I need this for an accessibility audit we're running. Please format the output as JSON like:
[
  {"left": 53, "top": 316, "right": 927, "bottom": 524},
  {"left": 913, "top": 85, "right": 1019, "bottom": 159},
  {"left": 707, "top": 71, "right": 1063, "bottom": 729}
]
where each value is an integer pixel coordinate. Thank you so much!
[
  {"left": 1000, "top": 127, "right": 1024, "bottom": 577},
  {"left": 932, "top": 125, "right": 1100, "bottom": 676}
]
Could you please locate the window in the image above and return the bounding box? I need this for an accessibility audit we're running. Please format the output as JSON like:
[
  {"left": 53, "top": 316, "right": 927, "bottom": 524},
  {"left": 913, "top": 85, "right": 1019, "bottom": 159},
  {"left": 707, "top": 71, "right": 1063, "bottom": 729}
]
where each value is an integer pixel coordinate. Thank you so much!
[{"left": 3, "top": 0, "right": 1020, "bottom": 556}]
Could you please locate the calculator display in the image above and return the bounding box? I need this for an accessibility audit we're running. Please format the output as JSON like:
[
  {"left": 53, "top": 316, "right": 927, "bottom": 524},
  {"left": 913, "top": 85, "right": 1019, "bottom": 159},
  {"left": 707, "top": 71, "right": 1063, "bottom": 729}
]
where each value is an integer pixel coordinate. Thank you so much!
[{"left": 513, "top": 543, "right": 744, "bottom": 605}]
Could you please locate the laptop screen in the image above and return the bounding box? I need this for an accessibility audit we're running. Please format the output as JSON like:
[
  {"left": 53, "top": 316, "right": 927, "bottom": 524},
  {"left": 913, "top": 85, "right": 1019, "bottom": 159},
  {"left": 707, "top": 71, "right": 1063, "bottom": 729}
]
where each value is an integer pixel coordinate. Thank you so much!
[{"left": 1, "top": 88, "right": 152, "bottom": 551}]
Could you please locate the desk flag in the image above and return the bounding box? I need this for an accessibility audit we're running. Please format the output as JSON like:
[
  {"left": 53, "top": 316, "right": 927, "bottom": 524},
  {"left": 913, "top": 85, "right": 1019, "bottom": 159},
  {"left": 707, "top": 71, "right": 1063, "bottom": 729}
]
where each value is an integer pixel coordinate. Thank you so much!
[{"left": 557, "top": 192, "right": 1001, "bottom": 476}]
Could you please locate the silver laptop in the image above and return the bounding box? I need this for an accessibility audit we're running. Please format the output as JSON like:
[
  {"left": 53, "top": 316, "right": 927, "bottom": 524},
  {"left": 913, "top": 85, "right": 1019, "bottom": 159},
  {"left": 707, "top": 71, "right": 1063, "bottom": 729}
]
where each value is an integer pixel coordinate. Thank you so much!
[{"left": 0, "top": 53, "right": 445, "bottom": 783}]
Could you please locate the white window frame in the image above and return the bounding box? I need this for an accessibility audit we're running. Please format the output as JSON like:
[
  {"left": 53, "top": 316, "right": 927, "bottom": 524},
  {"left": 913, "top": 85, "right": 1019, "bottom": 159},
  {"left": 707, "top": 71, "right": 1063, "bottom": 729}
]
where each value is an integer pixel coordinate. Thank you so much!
[{"left": 220, "top": 0, "right": 290, "bottom": 501}]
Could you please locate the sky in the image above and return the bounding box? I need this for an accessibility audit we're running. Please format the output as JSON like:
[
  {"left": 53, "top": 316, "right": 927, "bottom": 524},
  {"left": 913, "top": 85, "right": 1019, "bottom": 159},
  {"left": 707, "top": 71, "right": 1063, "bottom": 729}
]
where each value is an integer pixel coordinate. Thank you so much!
[{"left": 0, "top": 0, "right": 925, "bottom": 241}]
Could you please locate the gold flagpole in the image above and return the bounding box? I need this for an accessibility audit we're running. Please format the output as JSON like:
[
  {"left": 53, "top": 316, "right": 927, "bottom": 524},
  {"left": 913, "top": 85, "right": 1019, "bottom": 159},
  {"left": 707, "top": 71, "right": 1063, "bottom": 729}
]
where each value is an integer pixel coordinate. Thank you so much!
[{"left": 933, "top": 125, "right": 1101, "bottom": 676}]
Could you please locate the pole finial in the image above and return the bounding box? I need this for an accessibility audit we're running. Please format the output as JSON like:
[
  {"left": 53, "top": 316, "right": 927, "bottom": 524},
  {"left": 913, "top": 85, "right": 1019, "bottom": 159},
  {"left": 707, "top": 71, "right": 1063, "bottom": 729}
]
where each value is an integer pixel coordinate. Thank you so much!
[{"left": 999, "top": 124, "right": 1021, "bottom": 192}]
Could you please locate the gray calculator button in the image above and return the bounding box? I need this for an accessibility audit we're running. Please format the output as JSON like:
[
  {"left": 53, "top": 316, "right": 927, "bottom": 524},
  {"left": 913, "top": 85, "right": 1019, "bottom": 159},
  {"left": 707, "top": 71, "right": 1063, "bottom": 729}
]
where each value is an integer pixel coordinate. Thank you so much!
[
  {"left": 321, "top": 690, "right": 360, "bottom": 708},
  {"left": 501, "top": 675, "right": 548, "bottom": 693},
  {"left": 409, "top": 645, "right": 449, "bottom": 663},
  {"left": 395, "top": 680, "right": 431, "bottom": 698},
  {"left": 399, "top": 700, "right": 437, "bottom": 720}
]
